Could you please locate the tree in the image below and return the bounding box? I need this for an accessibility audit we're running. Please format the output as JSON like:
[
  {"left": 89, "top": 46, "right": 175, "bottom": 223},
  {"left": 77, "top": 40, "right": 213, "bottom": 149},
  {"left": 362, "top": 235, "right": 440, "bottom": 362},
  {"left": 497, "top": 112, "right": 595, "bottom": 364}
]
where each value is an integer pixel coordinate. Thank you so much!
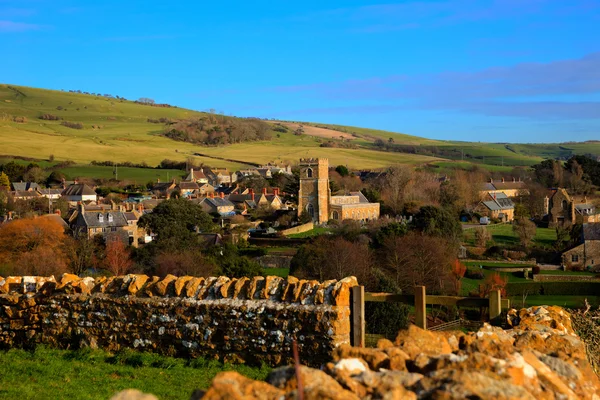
[
  {"left": 138, "top": 97, "right": 155, "bottom": 104},
  {"left": 64, "top": 235, "right": 99, "bottom": 276},
  {"left": 0, "top": 216, "right": 69, "bottom": 276},
  {"left": 381, "top": 165, "right": 412, "bottom": 215},
  {"left": 46, "top": 171, "right": 66, "bottom": 186},
  {"left": 155, "top": 249, "right": 216, "bottom": 278},
  {"left": 138, "top": 198, "right": 215, "bottom": 250},
  {"left": 450, "top": 259, "right": 467, "bottom": 295},
  {"left": 0, "top": 172, "right": 9, "bottom": 189},
  {"left": 479, "top": 272, "right": 508, "bottom": 297},
  {"left": 335, "top": 165, "right": 349, "bottom": 177},
  {"left": 24, "top": 167, "right": 45, "bottom": 183},
  {"left": 513, "top": 217, "right": 537, "bottom": 247},
  {"left": 0, "top": 161, "right": 26, "bottom": 182},
  {"left": 380, "top": 232, "right": 456, "bottom": 294},
  {"left": 413, "top": 205, "right": 462, "bottom": 242},
  {"left": 474, "top": 227, "right": 491, "bottom": 247},
  {"left": 103, "top": 237, "right": 133, "bottom": 276}
]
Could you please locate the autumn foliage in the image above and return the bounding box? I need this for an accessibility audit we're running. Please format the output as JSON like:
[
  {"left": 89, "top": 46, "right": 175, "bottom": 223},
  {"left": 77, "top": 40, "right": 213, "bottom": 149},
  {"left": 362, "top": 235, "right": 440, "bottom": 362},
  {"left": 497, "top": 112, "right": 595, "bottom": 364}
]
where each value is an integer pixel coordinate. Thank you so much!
[
  {"left": 450, "top": 259, "right": 467, "bottom": 295},
  {"left": 479, "top": 272, "right": 508, "bottom": 297},
  {"left": 0, "top": 216, "right": 69, "bottom": 276},
  {"left": 103, "top": 236, "right": 133, "bottom": 276}
]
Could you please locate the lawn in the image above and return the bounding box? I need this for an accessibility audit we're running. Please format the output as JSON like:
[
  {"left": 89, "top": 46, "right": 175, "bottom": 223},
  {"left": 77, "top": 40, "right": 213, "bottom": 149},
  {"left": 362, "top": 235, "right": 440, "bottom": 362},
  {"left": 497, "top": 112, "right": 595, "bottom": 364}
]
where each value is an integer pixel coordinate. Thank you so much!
[
  {"left": 509, "top": 295, "right": 600, "bottom": 309},
  {"left": 538, "top": 270, "right": 597, "bottom": 276},
  {"left": 263, "top": 268, "right": 290, "bottom": 278},
  {"left": 286, "top": 226, "right": 332, "bottom": 239},
  {"left": 463, "top": 261, "right": 535, "bottom": 268},
  {"left": 0, "top": 346, "right": 270, "bottom": 400},
  {"left": 57, "top": 165, "right": 187, "bottom": 184},
  {"left": 463, "top": 224, "right": 558, "bottom": 248}
]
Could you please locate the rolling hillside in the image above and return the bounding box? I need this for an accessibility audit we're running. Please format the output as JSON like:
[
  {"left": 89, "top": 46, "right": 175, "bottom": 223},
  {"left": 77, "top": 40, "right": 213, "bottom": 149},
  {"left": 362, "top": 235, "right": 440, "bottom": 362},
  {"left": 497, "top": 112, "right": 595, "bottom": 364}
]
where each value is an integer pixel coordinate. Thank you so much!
[{"left": 1, "top": 84, "right": 598, "bottom": 172}]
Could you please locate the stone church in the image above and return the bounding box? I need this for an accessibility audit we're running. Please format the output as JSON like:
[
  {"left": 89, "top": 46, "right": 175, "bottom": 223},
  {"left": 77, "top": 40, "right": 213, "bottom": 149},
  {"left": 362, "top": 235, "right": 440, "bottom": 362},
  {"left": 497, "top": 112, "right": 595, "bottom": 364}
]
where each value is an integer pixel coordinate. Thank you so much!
[{"left": 298, "top": 158, "right": 380, "bottom": 224}]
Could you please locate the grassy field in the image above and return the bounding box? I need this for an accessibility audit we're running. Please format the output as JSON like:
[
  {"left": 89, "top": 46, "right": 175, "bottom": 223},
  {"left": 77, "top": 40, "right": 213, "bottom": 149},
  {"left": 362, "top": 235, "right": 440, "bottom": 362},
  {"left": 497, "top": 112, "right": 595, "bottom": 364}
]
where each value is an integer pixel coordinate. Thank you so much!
[
  {"left": 0, "top": 346, "right": 270, "bottom": 400},
  {"left": 463, "top": 224, "right": 557, "bottom": 247},
  {"left": 286, "top": 226, "right": 332, "bottom": 239},
  {"left": 3, "top": 84, "right": 600, "bottom": 171},
  {"left": 57, "top": 165, "right": 187, "bottom": 184},
  {"left": 510, "top": 295, "right": 600, "bottom": 309},
  {"left": 263, "top": 268, "right": 290, "bottom": 278}
]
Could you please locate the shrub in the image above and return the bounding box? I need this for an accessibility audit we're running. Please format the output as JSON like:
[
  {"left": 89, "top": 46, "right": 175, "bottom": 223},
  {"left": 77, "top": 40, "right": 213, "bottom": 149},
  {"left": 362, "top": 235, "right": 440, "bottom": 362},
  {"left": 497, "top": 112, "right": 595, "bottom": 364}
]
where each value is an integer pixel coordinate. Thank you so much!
[
  {"left": 61, "top": 121, "right": 84, "bottom": 129},
  {"left": 12, "top": 116, "right": 27, "bottom": 123},
  {"left": 465, "top": 269, "right": 485, "bottom": 280},
  {"left": 39, "top": 114, "right": 61, "bottom": 121},
  {"left": 506, "top": 282, "right": 600, "bottom": 296}
]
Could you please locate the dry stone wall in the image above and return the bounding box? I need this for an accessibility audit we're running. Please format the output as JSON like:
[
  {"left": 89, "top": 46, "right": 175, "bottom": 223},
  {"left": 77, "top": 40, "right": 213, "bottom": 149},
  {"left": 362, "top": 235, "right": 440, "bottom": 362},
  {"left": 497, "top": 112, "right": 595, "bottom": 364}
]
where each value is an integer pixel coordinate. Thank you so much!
[{"left": 0, "top": 274, "right": 358, "bottom": 367}]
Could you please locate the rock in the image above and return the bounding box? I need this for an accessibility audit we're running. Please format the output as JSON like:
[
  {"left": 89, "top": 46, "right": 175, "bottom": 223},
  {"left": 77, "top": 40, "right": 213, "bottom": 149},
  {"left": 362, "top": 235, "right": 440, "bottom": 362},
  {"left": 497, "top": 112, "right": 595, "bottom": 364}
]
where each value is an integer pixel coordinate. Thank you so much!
[
  {"left": 174, "top": 276, "right": 193, "bottom": 296},
  {"left": 185, "top": 277, "right": 204, "bottom": 298},
  {"left": 268, "top": 365, "right": 360, "bottom": 400},
  {"left": 201, "top": 371, "right": 284, "bottom": 400},
  {"left": 127, "top": 275, "right": 149, "bottom": 295},
  {"left": 333, "top": 344, "right": 389, "bottom": 371},
  {"left": 331, "top": 276, "right": 358, "bottom": 306},
  {"left": 394, "top": 325, "right": 452, "bottom": 358},
  {"left": 109, "top": 389, "right": 158, "bottom": 400},
  {"left": 154, "top": 274, "right": 177, "bottom": 296},
  {"left": 333, "top": 358, "right": 368, "bottom": 375}
]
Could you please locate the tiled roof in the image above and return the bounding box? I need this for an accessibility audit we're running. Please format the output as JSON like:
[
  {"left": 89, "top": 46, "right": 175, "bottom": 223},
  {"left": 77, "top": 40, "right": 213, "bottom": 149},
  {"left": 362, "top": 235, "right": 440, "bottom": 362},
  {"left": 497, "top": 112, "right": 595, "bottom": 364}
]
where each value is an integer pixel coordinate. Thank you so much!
[
  {"left": 12, "top": 182, "right": 39, "bottom": 191},
  {"left": 349, "top": 191, "right": 370, "bottom": 203},
  {"left": 12, "top": 190, "right": 41, "bottom": 198},
  {"left": 61, "top": 183, "right": 96, "bottom": 197},
  {"left": 178, "top": 181, "right": 200, "bottom": 190},
  {"left": 204, "top": 197, "right": 234, "bottom": 208},
  {"left": 583, "top": 223, "right": 600, "bottom": 241},
  {"left": 79, "top": 211, "right": 128, "bottom": 228}
]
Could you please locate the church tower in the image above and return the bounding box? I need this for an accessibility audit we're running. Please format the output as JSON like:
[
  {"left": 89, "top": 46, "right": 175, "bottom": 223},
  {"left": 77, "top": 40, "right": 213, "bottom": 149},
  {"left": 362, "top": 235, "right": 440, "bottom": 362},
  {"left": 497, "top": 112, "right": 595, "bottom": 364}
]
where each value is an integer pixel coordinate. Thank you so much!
[{"left": 298, "top": 158, "right": 330, "bottom": 224}]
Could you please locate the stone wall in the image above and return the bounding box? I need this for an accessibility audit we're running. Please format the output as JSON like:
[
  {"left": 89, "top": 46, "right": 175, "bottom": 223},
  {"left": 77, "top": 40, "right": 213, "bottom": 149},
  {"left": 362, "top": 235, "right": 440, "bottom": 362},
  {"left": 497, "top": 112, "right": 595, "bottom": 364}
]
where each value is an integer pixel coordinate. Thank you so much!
[
  {"left": 533, "top": 274, "right": 600, "bottom": 282},
  {"left": 280, "top": 222, "right": 314, "bottom": 236},
  {"left": 0, "top": 274, "right": 358, "bottom": 367}
]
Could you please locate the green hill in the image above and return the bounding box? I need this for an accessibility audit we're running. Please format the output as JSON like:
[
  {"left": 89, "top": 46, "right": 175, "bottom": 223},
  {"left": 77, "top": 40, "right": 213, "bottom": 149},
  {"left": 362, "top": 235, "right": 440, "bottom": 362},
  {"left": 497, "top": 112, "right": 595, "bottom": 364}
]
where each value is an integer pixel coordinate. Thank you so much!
[{"left": 1, "top": 84, "right": 598, "bottom": 172}]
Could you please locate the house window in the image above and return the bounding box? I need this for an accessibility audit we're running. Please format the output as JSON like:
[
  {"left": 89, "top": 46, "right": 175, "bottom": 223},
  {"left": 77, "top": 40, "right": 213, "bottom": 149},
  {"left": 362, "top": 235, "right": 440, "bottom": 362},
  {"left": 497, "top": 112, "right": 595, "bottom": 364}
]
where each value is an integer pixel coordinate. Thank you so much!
[
  {"left": 562, "top": 200, "right": 568, "bottom": 210},
  {"left": 572, "top": 254, "right": 579, "bottom": 262},
  {"left": 332, "top": 211, "right": 339, "bottom": 220},
  {"left": 307, "top": 168, "right": 313, "bottom": 178},
  {"left": 108, "top": 214, "right": 113, "bottom": 222},
  {"left": 307, "top": 204, "right": 315, "bottom": 219},
  {"left": 98, "top": 213, "right": 104, "bottom": 223},
  {"left": 111, "top": 227, "right": 117, "bottom": 232}
]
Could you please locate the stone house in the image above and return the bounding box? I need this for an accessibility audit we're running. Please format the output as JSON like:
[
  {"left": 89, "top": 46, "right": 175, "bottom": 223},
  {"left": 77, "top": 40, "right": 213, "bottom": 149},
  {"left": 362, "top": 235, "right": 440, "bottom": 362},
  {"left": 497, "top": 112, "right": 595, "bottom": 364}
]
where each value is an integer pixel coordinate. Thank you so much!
[
  {"left": 203, "top": 167, "right": 236, "bottom": 187},
  {"left": 477, "top": 192, "right": 515, "bottom": 222},
  {"left": 61, "top": 183, "right": 97, "bottom": 203},
  {"left": 562, "top": 223, "right": 600, "bottom": 271},
  {"left": 176, "top": 181, "right": 200, "bottom": 198},
  {"left": 545, "top": 188, "right": 577, "bottom": 227},
  {"left": 229, "top": 188, "right": 285, "bottom": 211},
  {"left": 298, "top": 158, "right": 380, "bottom": 224},
  {"left": 480, "top": 178, "right": 528, "bottom": 199},
  {"left": 198, "top": 183, "right": 215, "bottom": 197},
  {"left": 185, "top": 168, "right": 209, "bottom": 184},
  {"left": 198, "top": 193, "right": 236, "bottom": 216},
  {"left": 151, "top": 180, "right": 177, "bottom": 199},
  {"left": 70, "top": 203, "right": 130, "bottom": 244}
]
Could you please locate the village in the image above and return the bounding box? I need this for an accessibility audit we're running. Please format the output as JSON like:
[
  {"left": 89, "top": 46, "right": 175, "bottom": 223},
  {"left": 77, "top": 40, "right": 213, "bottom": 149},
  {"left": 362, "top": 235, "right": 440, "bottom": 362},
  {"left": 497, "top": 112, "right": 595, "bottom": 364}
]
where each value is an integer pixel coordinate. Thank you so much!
[{"left": 1, "top": 155, "right": 600, "bottom": 307}]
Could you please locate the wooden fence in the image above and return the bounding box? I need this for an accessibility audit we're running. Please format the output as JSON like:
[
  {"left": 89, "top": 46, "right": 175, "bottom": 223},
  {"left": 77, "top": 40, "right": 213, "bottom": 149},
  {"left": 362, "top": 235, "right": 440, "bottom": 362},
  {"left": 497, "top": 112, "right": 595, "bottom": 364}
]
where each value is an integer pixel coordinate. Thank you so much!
[{"left": 350, "top": 285, "right": 510, "bottom": 347}]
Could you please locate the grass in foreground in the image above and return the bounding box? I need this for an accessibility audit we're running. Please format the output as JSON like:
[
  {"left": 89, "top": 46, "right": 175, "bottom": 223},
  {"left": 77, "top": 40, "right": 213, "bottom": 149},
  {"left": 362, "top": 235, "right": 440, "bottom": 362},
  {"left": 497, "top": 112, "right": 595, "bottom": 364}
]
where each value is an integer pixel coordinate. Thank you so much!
[{"left": 0, "top": 346, "right": 270, "bottom": 400}]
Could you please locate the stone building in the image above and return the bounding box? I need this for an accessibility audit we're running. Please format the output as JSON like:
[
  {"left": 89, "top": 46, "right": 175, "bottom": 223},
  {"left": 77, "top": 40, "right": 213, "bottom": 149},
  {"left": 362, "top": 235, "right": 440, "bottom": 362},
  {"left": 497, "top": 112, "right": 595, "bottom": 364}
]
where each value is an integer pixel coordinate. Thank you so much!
[
  {"left": 61, "top": 183, "right": 97, "bottom": 203},
  {"left": 562, "top": 223, "right": 600, "bottom": 271},
  {"left": 542, "top": 188, "right": 600, "bottom": 227},
  {"left": 477, "top": 192, "right": 515, "bottom": 222},
  {"left": 298, "top": 158, "right": 380, "bottom": 224},
  {"left": 70, "top": 203, "right": 130, "bottom": 244},
  {"left": 480, "top": 177, "right": 528, "bottom": 199}
]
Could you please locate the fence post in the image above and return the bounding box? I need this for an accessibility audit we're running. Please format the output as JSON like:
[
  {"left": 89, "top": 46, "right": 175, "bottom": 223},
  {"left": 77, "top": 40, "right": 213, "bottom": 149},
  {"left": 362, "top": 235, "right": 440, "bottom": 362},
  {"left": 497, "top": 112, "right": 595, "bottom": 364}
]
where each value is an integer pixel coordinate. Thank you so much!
[
  {"left": 351, "top": 285, "right": 365, "bottom": 348},
  {"left": 415, "top": 285, "right": 426, "bottom": 330},
  {"left": 489, "top": 289, "right": 501, "bottom": 321}
]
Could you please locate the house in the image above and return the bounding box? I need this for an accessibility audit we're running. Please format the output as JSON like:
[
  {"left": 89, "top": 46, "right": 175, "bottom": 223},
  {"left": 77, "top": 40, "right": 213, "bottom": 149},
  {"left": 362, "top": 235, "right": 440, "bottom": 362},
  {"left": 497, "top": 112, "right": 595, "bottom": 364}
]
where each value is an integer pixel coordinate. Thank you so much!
[
  {"left": 11, "top": 190, "right": 41, "bottom": 201},
  {"left": 11, "top": 181, "right": 40, "bottom": 192},
  {"left": 229, "top": 188, "right": 285, "bottom": 211},
  {"left": 176, "top": 181, "right": 200, "bottom": 198},
  {"left": 203, "top": 167, "right": 236, "bottom": 187},
  {"left": 259, "top": 164, "right": 292, "bottom": 176},
  {"left": 298, "top": 158, "right": 380, "bottom": 223},
  {"left": 198, "top": 193, "right": 236, "bottom": 216},
  {"left": 151, "top": 179, "right": 177, "bottom": 199},
  {"left": 543, "top": 188, "right": 599, "bottom": 227},
  {"left": 185, "top": 168, "right": 209, "bottom": 184},
  {"left": 38, "top": 188, "right": 63, "bottom": 200},
  {"left": 61, "top": 183, "right": 97, "bottom": 202},
  {"left": 562, "top": 223, "right": 600, "bottom": 271},
  {"left": 70, "top": 203, "right": 130, "bottom": 243},
  {"left": 480, "top": 178, "right": 528, "bottom": 199},
  {"left": 477, "top": 192, "right": 515, "bottom": 222},
  {"left": 198, "top": 183, "right": 215, "bottom": 197},
  {"left": 235, "top": 169, "right": 261, "bottom": 180},
  {"left": 122, "top": 209, "right": 146, "bottom": 247}
]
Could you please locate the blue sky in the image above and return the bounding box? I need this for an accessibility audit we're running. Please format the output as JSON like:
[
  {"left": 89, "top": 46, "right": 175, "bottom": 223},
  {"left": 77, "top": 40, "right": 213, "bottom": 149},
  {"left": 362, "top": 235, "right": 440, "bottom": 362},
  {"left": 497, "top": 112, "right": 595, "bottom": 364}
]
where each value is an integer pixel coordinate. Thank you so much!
[{"left": 1, "top": 0, "right": 599, "bottom": 143}]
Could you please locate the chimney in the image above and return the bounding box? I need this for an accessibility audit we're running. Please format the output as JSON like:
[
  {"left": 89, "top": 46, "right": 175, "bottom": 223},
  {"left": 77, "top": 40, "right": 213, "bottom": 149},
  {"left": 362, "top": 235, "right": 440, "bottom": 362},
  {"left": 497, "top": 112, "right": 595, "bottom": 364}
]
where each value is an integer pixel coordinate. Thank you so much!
[
  {"left": 489, "top": 178, "right": 493, "bottom": 183},
  {"left": 273, "top": 188, "right": 279, "bottom": 196},
  {"left": 157, "top": 178, "right": 160, "bottom": 183},
  {"left": 219, "top": 191, "right": 224, "bottom": 199},
  {"left": 54, "top": 209, "right": 61, "bottom": 216},
  {"left": 501, "top": 177, "right": 505, "bottom": 183},
  {"left": 210, "top": 192, "right": 214, "bottom": 198},
  {"left": 190, "top": 168, "right": 194, "bottom": 180},
  {"left": 262, "top": 187, "right": 267, "bottom": 195},
  {"left": 512, "top": 177, "right": 516, "bottom": 183},
  {"left": 249, "top": 188, "right": 255, "bottom": 202}
]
